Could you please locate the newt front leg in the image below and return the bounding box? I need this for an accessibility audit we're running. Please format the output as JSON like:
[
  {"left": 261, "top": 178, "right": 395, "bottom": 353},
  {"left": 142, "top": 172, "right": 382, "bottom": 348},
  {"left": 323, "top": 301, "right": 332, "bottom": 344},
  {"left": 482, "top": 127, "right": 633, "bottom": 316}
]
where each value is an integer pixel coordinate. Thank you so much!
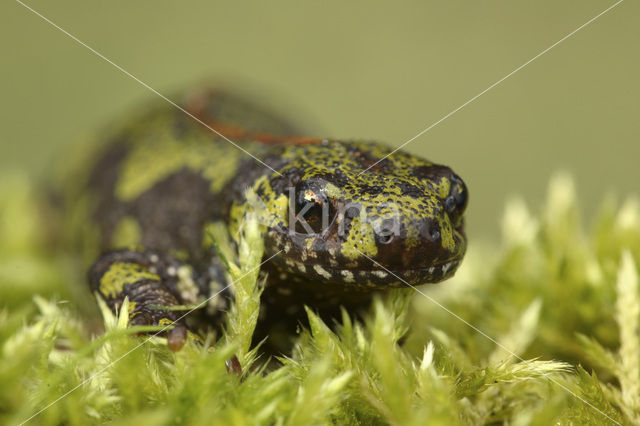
[{"left": 89, "top": 249, "right": 208, "bottom": 351}]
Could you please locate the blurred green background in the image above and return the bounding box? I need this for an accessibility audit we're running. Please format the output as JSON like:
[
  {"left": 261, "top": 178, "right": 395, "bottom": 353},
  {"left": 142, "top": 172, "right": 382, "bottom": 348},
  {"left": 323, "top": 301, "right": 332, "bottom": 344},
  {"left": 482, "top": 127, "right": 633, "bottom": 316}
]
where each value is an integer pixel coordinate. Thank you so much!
[{"left": 1, "top": 0, "right": 638, "bottom": 241}]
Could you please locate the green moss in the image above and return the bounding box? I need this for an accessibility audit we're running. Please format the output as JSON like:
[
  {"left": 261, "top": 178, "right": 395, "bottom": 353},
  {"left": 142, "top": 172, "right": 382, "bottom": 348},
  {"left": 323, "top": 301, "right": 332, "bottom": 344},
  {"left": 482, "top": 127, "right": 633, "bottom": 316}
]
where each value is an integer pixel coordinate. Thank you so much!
[{"left": 3, "top": 171, "right": 640, "bottom": 425}]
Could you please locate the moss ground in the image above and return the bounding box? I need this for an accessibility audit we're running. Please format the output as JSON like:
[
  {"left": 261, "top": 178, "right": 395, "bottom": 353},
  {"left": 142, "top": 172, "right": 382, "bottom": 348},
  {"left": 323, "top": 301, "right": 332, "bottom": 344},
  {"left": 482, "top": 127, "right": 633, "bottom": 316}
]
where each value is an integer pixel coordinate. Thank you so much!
[{"left": 1, "top": 172, "right": 639, "bottom": 425}]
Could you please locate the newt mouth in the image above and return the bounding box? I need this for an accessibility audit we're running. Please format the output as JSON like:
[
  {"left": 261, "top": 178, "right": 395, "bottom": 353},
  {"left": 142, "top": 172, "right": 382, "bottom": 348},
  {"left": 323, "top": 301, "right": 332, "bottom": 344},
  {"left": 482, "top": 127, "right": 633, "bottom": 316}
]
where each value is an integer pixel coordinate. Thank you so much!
[{"left": 270, "top": 214, "right": 467, "bottom": 288}]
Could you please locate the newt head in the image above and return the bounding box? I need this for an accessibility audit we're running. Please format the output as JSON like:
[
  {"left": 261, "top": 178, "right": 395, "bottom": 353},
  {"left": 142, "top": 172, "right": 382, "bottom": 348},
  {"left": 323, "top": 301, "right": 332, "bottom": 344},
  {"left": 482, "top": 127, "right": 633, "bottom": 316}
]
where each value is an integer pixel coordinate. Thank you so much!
[{"left": 240, "top": 139, "right": 468, "bottom": 288}]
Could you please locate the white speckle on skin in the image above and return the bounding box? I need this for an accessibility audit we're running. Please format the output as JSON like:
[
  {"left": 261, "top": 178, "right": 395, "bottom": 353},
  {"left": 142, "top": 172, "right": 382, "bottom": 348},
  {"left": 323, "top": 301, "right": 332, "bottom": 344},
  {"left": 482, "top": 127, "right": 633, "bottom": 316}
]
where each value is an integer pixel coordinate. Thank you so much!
[
  {"left": 284, "top": 243, "right": 292, "bottom": 253},
  {"left": 428, "top": 266, "right": 435, "bottom": 274},
  {"left": 341, "top": 270, "right": 355, "bottom": 283},
  {"left": 442, "top": 262, "right": 451, "bottom": 275},
  {"left": 149, "top": 254, "right": 159, "bottom": 263},
  {"left": 167, "top": 266, "right": 177, "bottom": 276},
  {"left": 296, "top": 262, "right": 307, "bottom": 273},
  {"left": 177, "top": 265, "right": 199, "bottom": 303},
  {"left": 372, "top": 270, "right": 387, "bottom": 278},
  {"left": 313, "top": 265, "right": 332, "bottom": 279},
  {"left": 301, "top": 250, "right": 308, "bottom": 262}
]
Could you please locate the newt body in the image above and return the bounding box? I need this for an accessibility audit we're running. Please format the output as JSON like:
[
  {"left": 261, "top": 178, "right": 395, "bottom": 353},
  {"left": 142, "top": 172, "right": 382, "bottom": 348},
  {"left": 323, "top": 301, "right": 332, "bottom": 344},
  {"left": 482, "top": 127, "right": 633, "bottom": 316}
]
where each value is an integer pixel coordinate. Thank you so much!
[{"left": 70, "top": 87, "right": 468, "bottom": 347}]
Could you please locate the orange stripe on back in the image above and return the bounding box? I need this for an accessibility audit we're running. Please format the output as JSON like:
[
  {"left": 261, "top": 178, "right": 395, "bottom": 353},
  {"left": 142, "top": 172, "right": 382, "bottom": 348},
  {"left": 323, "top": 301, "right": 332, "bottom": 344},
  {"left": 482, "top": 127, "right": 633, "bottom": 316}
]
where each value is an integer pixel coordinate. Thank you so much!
[{"left": 185, "top": 89, "right": 322, "bottom": 146}]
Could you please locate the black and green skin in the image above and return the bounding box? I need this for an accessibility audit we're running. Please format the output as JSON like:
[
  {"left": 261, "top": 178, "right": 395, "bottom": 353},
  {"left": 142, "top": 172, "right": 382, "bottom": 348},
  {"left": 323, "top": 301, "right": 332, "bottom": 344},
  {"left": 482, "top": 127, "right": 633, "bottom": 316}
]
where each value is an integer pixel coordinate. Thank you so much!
[{"left": 73, "top": 86, "right": 468, "bottom": 349}]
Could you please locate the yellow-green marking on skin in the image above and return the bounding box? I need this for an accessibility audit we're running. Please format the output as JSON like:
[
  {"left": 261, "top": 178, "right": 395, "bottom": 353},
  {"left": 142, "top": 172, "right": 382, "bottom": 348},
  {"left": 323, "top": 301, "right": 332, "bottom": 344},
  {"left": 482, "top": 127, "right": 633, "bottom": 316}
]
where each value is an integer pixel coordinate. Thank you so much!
[
  {"left": 111, "top": 216, "right": 142, "bottom": 248},
  {"left": 435, "top": 178, "right": 451, "bottom": 199},
  {"left": 127, "top": 301, "right": 138, "bottom": 319},
  {"left": 438, "top": 217, "right": 455, "bottom": 251},
  {"left": 100, "top": 261, "right": 160, "bottom": 299},
  {"left": 115, "top": 127, "right": 242, "bottom": 201},
  {"left": 341, "top": 216, "right": 378, "bottom": 261}
]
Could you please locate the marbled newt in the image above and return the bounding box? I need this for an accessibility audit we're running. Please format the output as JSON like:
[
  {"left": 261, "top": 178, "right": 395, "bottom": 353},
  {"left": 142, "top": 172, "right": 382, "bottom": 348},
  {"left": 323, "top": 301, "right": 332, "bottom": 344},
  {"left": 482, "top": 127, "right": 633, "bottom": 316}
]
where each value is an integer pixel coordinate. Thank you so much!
[{"left": 67, "top": 86, "right": 468, "bottom": 350}]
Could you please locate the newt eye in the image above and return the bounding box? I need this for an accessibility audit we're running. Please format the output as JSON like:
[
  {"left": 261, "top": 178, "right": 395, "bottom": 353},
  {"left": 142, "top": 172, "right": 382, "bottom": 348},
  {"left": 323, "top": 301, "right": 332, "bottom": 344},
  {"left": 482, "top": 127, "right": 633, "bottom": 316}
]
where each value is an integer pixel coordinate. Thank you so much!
[
  {"left": 293, "top": 182, "right": 331, "bottom": 234},
  {"left": 443, "top": 176, "right": 468, "bottom": 226}
]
